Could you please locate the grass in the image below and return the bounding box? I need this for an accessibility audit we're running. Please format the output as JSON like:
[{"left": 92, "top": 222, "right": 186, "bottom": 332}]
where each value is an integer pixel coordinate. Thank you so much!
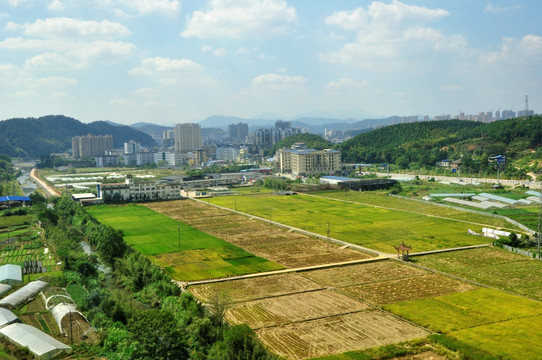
[
  {"left": 415, "top": 247, "right": 542, "bottom": 301},
  {"left": 314, "top": 190, "right": 520, "bottom": 231},
  {"left": 86, "top": 204, "right": 283, "bottom": 281},
  {"left": 208, "top": 193, "right": 492, "bottom": 253},
  {"left": 384, "top": 288, "right": 542, "bottom": 360}
]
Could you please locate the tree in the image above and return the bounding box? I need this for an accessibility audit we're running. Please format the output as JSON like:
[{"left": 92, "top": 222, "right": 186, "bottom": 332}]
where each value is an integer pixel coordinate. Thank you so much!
[{"left": 128, "top": 309, "right": 188, "bottom": 360}]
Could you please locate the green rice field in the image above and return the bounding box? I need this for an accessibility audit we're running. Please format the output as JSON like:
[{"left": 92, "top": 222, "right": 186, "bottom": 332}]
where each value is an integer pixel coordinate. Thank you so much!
[
  {"left": 385, "top": 288, "right": 542, "bottom": 360},
  {"left": 415, "top": 247, "right": 542, "bottom": 301},
  {"left": 86, "top": 204, "right": 283, "bottom": 281},
  {"left": 208, "top": 193, "right": 492, "bottom": 253}
]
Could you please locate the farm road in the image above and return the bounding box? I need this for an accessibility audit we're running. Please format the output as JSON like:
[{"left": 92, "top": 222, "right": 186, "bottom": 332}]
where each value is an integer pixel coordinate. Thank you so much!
[{"left": 30, "top": 168, "right": 61, "bottom": 197}]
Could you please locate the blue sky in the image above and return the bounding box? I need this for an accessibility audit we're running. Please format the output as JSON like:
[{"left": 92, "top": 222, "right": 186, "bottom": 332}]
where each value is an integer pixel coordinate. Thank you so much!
[{"left": 0, "top": 0, "right": 541, "bottom": 125}]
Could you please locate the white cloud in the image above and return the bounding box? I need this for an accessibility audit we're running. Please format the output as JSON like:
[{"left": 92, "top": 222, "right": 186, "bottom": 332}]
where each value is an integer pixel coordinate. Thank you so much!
[
  {"left": 441, "top": 84, "right": 463, "bottom": 92},
  {"left": 110, "top": 98, "right": 134, "bottom": 105},
  {"left": 129, "top": 57, "right": 215, "bottom": 86},
  {"left": 252, "top": 73, "right": 306, "bottom": 87},
  {"left": 181, "top": 0, "right": 297, "bottom": 39},
  {"left": 325, "top": 0, "right": 448, "bottom": 30},
  {"left": 130, "top": 57, "right": 202, "bottom": 76},
  {"left": 479, "top": 35, "right": 542, "bottom": 66},
  {"left": 48, "top": 0, "right": 65, "bottom": 11},
  {"left": 117, "top": 0, "right": 180, "bottom": 16},
  {"left": 201, "top": 45, "right": 227, "bottom": 57},
  {"left": 483, "top": 3, "right": 524, "bottom": 14},
  {"left": 5, "top": 17, "right": 131, "bottom": 39},
  {"left": 320, "top": 1, "right": 464, "bottom": 70},
  {"left": 327, "top": 78, "right": 370, "bottom": 90},
  {"left": 132, "top": 88, "right": 157, "bottom": 97},
  {"left": 24, "top": 52, "right": 84, "bottom": 70}
]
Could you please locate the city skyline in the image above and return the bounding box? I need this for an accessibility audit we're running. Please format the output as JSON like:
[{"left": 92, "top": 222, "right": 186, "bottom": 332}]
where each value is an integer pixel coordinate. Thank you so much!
[{"left": 0, "top": 0, "right": 541, "bottom": 125}]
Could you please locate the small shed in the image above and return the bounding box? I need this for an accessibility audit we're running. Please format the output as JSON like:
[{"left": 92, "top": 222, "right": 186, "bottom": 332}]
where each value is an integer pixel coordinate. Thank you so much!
[
  {"left": 0, "top": 323, "right": 72, "bottom": 360},
  {"left": 0, "top": 265, "right": 23, "bottom": 286}
]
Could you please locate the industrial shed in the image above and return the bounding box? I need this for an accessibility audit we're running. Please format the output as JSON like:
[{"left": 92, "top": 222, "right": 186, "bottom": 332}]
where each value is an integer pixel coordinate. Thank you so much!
[
  {"left": 0, "top": 280, "right": 48, "bottom": 309},
  {"left": 0, "top": 323, "right": 72, "bottom": 359},
  {"left": 0, "top": 265, "right": 23, "bottom": 285}
]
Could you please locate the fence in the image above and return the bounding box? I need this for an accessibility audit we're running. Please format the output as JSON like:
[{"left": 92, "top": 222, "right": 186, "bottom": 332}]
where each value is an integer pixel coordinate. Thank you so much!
[{"left": 499, "top": 244, "right": 541, "bottom": 260}]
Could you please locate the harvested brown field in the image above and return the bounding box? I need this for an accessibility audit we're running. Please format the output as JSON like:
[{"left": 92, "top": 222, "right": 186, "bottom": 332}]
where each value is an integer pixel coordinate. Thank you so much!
[
  {"left": 342, "top": 274, "right": 478, "bottom": 305},
  {"left": 145, "top": 200, "right": 371, "bottom": 268},
  {"left": 226, "top": 290, "right": 369, "bottom": 329},
  {"left": 303, "top": 260, "right": 425, "bottom": 288},
  {"left": 256, "top": 310, "right": 429, "bottom": 360},
  {"left": 188, "top": 273, "right": 322, "bottom": 302},
  {"left": 390, "top": 352, "right": 448, "bottom": 360}
]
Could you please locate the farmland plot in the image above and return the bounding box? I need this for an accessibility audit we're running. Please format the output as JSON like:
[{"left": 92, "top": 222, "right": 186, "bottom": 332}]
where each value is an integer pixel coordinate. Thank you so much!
[
  {"left": 226, "top": 290, "right": 369, "bottom": 329},
  {"left": 385, "top": 288, "right": 542, "bottom": 360},
  {"left": 189, "top": 273, "right": 322, "bottom": 302},
  {"left": 145, "top": 200, "right": 370, "bottom": 268},
  {"left": 415, "top": 247, "right": 542, "bottom": 301},
  {"left": 256, "top": 311, "right": 429, "bottom": 360},
  {"left": 86, "top": 204, "right": 283, "bottom": 281},
  {"left": 208, "top": 194, "right": 490, "bottom": 253},
  {"left": 341, "top": 274, "right": 477, "bottom": 306}
]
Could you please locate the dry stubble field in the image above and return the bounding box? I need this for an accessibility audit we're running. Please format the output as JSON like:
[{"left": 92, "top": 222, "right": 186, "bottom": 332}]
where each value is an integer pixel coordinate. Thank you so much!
[
  {"left": 188, "top": 259, "right": 480, "bottom": 359},
  {"left": 145, "top": 200, "right": 370, "bottom": 268}
]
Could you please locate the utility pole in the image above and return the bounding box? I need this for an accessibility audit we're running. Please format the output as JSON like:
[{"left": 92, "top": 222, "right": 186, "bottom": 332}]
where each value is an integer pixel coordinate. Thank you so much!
[
  {"left": 178, "top": 226, "right": 180, "bottom": 248},
  {"left": 537, "top": 191, "right": 542, "bottom": 260},
  {"left": 326, "top": 222, "right": 330, "bottom": 252},
  {"left": 269, "top": 208, "right": 272, "bottom": 224},
  {"left": 69, "top": 310, "right": 73, "bottom": 345}
]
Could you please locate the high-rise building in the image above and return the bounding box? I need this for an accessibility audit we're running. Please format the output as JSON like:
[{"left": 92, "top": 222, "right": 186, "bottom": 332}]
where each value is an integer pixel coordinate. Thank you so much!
[
  {"left": 174, "top": 123, "right": 202, "bottom": 153},
  {"left": 277, "top": 148, "right": 341, "bottom": 176},
  {"left": 228, "top": 123, "right": 248, "bottom": 140},
  {"left": 124, "top": 140, "right": 141, "bottom": 154},
  {"left": 72, "top": 134, "right": 113, "bottom": 158}
]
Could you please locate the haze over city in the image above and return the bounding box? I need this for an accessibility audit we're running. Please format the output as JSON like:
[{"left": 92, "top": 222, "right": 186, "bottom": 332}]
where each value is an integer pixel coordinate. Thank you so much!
[{"left": 1, "top": 0, "right": 541, "bottom": 125}]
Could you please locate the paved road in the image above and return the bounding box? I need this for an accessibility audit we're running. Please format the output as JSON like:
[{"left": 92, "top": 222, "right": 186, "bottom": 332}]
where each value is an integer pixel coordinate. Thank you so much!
[{"left": 30, "top": 168, "right": 61, "bottom": 197}]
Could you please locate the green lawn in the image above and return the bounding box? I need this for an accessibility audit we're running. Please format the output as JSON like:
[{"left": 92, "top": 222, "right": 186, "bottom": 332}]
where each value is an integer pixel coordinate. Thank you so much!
[
  {"left": 208, "top": 194, "right": 492, "bottom": 253},
  {"left": 384, "top": 288, "right": 542, "bottom": 360},
  {"left": 86, "top": 204, "right": 283, "bottom": 281}
]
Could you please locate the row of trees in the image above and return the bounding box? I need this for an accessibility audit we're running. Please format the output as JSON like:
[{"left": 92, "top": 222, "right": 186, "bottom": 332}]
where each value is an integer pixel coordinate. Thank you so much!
[{"left": 35, "top": 194, "right": 278, "bottom": 359}]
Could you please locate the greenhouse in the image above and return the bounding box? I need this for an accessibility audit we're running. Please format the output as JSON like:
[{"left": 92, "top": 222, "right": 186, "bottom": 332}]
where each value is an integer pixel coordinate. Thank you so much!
[
  {"left": 0, "top": 308, "right": 19, "bottom": 328},
  {"left": 0, "top": 323, "right": 72, "bottom": 359},
  {"left": 51, "top": 303, "right": 88, "bottom": 335},
  {"left": 0, "top": 280, "right": 48, "bottom": 309},
  {"left": 0, "top": 284, "right": 12, "bottom": 298}
]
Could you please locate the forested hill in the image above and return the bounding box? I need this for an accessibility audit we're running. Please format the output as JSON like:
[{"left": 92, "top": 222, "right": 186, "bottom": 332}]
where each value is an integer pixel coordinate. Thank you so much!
[
  {"left": 267, "top": 133, "right": 332, "bottom": 156},
  {"left": 337, "top": 117, "right": 542, "bottom": 169},
  {"left": 0, "top": 115, "right": 156, "bottom": 158}
]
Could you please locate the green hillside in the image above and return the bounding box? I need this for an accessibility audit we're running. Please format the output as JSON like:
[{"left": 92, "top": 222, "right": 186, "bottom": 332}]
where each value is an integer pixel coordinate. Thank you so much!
[
  {"left": 0, "top": 115, "right": 156, "bottom": 158},
  {"left": 337, "top": 117, "right": 542, "bottom": 178}
]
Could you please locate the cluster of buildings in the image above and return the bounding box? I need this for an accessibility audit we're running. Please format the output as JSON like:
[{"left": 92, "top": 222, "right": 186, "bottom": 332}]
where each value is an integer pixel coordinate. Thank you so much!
[
  {"left": 71, "top": 134, "right": 112, "bottom": 158},
  {"left": 275, "top": 145, "right": 341, "bottom": 177},
  {"left": 400, "top": 107, "right": 535, "bottom": 124}
]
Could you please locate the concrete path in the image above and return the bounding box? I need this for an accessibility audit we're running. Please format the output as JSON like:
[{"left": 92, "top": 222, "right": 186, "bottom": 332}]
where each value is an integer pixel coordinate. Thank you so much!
[{"left": 30, "top": 169, "right": 61, "bottom": 197}]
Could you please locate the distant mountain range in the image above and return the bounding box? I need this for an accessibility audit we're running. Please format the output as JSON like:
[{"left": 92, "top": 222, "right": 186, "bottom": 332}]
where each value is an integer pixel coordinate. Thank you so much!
[
  {"left": 196, "top": 115, "right": 400, "bottom": 134},
  {"left": 0, "top": 115, "right": 155, "bottom": 158}
]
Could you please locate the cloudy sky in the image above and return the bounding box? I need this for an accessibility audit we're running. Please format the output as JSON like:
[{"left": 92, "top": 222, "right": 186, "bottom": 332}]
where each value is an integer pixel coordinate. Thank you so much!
[{"left": 1, "top": 0, "right": 541, "bottom": 125}]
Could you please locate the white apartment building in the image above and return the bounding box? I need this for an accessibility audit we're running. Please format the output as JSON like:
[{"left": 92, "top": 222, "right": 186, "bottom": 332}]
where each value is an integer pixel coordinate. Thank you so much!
[
  {"left": 277, "top": 148, "right": 341, "bottom": 176},
  {"left": 174, "top": 123, "right": 202, "bottom": 153}
]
